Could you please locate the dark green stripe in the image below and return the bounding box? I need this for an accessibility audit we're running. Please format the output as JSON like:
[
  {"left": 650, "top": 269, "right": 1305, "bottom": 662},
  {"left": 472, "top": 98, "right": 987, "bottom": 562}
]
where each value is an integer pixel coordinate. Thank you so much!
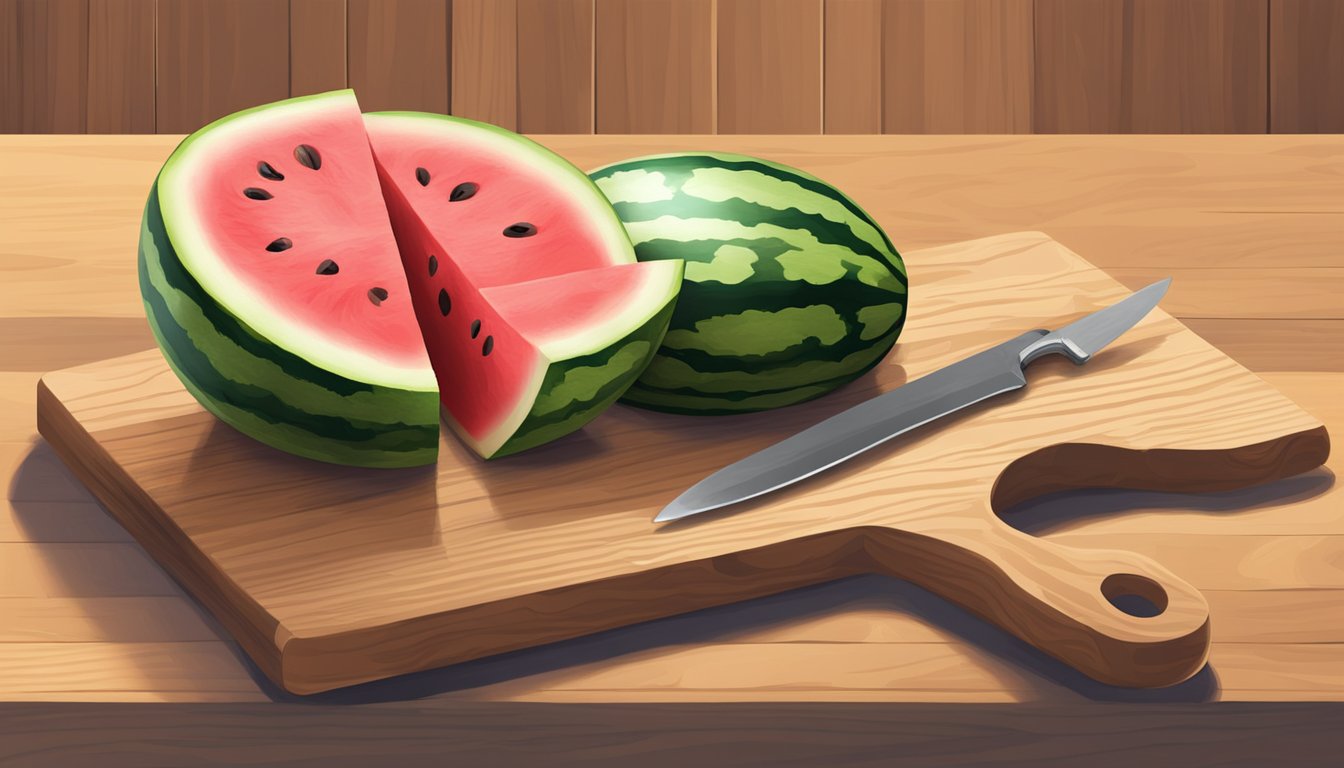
[
  {"left": 592, "top": 154, "right": 902, "bottom": 267},
  {"left": 141, "top": 244, "right": 436, "bottom": 454},
  {"left": 612, "top": 195, "right": 890, "bottom": 262},
  {"left": 143, "top": 185, "right": 377, "bottom": 397}
]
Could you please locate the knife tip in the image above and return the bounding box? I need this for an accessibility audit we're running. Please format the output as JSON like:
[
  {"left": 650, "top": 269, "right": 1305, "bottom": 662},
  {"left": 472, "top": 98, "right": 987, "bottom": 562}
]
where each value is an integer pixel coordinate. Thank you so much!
[{"left": 653, "top": 498, "right": 696, "bottom": 524}]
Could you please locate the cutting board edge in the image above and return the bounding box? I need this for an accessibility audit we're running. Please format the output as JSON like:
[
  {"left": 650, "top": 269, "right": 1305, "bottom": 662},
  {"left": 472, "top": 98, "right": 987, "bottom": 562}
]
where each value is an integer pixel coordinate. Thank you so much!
[{"left": 35, "top": 376, "right": 287, "bottom": 689}]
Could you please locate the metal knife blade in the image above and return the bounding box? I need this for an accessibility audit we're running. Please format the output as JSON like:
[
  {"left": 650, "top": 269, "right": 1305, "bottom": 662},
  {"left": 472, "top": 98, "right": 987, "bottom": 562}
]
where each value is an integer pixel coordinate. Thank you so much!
[{"left": 655, "top": 279, "right": 1171, "bottom": 523}]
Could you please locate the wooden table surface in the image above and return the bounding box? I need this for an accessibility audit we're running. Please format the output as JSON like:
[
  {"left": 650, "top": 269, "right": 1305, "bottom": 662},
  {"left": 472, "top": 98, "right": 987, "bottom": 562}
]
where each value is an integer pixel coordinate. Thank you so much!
[{"left": 1, "top": 134, "right": 1341, "bottom": 709}]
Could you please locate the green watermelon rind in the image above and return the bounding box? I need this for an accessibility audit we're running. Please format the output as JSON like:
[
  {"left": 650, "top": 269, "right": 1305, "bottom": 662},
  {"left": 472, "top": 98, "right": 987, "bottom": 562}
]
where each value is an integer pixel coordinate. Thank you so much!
[
  {"left": 589, "top": 152, "right": 908, "bottom": 415},
  {"left": 485, "top": 261, "right": 684, "bottom": 458},
  {"left": 139, "top": 184, "right": 440, "bottom": 468},
  {"left": 156, "top": 90, "right": 437, "bottom": 394}
]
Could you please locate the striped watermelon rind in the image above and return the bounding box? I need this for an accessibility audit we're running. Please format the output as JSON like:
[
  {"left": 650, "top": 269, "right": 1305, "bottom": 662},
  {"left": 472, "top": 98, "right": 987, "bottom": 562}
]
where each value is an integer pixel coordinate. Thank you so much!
[
  {"left": 590, "top": 152, "right": 909, "bottom": 414},
  {"left": 139, "top": 184, "right": 441, "bottom": 468},
  {"left": 484, "top": 264, "right": 683, "bottom": 458}
]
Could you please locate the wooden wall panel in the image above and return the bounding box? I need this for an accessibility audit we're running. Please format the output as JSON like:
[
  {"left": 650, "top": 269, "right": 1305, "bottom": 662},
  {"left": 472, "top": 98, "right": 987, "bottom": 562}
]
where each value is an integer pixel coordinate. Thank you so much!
[
  {"left": 595, "top": 0, "right": 713, "bottom": 134},
  {"left": 882, "top": 0, "right": 1033, "bottom": 134},
  {"left": 1033, "top": 0, "right": 1124, "bottom": 133},
  {"left": 0, "top": 0, "right": 88, "bottom": 133},
  {"left": 718, "top": 0, "right": 823, "bottom": 134},
  {"left": 290, "top": 0, "right": 347, "bottom": 97},
  {"left": 517, "top": 0, "right": 594, "bottom": 133},
  {"left": 155, "top": 0, "right": 289, "bottom": 134},
  {"left": 348, "top": 0, "right": 449, "bottom": 114},
  {"left": 451, "top": 0, "right": 518, "bottom": 129},
  {"left": 824, "top": 0, "right": 883, "bottom": 133},
  {"left": 1036, "top": 0, "right": 1268, "bottom": 133},
  {"left": 1270, "top": 0, "right": 1344, "bottom": 133},
  {"left": 87, "top": 0, "right": 155, "bottom": 134}
]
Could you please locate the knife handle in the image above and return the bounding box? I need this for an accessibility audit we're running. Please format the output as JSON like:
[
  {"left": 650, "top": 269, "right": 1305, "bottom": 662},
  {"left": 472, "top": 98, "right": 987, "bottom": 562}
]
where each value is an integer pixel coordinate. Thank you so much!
[{"left": 865, "top": 524, "right": 1210, "bottom": 688}]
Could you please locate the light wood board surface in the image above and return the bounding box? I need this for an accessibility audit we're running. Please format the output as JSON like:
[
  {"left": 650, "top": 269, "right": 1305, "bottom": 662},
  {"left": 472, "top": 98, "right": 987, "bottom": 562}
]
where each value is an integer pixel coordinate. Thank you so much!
[{"left": 0, "top": 134, "right": 1341, "bottom": 704}]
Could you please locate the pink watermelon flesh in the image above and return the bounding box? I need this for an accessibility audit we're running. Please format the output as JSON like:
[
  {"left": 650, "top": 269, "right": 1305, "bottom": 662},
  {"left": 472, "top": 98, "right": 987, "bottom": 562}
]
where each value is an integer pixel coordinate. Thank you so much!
[
  {"left": 363, "top": 117, "right": 620, "bottom": 288},
  {"left": 186, "top": 96, "right": 426, "bottom": 369},
  {"left": 367, "top": 115, "right": 654, "bottom": 449}
]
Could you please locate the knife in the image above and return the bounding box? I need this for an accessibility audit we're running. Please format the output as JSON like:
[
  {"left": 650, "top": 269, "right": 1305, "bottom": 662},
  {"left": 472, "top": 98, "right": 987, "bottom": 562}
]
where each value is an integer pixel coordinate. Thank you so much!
[{"left": 655, "top": 279, "right": 1171, "bottom": 523}]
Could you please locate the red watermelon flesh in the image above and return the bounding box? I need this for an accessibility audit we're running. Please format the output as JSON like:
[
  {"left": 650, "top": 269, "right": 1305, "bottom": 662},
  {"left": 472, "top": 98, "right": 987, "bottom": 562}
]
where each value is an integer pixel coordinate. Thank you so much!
[
  {"left": 363, "top": 113, "right": 632, "bottom": 288},
  {"left": 171, "top": 93, "right": 428, "bottom": 373},
  {"left": 371, "top": 119, "right": 681, "bottom": 455}
]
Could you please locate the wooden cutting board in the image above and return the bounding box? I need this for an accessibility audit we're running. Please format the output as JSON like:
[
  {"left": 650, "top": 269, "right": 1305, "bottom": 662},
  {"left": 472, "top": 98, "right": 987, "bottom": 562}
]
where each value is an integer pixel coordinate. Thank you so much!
[{"left": 36, "top": 232, "right": 1329, "bottom": 695}]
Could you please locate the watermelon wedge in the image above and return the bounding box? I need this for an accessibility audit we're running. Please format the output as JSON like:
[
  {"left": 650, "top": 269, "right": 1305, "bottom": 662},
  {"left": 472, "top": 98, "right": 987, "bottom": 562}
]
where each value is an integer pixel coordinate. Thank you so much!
[
  {"left": 366, "top": 112, "right": 681, "bottom": 457},
  {"left": 138, "top": 91, "right": 681, "bottom": 466}
]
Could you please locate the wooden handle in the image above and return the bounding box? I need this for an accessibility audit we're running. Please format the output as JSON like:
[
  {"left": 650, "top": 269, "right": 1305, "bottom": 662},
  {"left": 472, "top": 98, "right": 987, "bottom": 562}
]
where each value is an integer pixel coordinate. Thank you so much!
[{"left": 864, "top": 524, "right": 1210, "bottom": 688}]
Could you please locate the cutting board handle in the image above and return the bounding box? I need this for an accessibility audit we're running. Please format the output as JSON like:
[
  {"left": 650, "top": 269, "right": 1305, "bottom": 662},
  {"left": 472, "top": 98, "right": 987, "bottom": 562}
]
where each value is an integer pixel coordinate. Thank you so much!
[{"left": 865, "top": 524, "right": 1211, "bottom": 688}]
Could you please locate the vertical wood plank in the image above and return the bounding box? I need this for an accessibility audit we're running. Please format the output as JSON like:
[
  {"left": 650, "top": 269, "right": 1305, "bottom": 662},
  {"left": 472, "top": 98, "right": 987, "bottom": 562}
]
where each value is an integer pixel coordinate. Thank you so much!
[
  {"left": 595, "top": 0, "right": 713, "bottom": 134},
  {"left": 290, "top": 0, "right": 347, "bottom": 97},
  {"left": 87, "top": 0, "right": 154, "bottom": 133},
  {"left": 348, "top": 0, "right": 450, "bottom": 113},
  {"left": 1129, "top": 0, "right": 1267, "bottom": 133},
  {"left": 1270, "top": 0, "right": 1344, "bottom": 132},
  {"left": 824, "top": 0, "right": 883, "bottom": 133},
  {"left": 451, "top": 0, "right": 517, "bottom": 129},
  {"left": 1035, "top": 0, "right": 1268, "bottom": 133},
  {"left": 155, "top": 0, "right": 289, "bottom": 134},
  {"left": 1033, "top": 0, "right": 1124, "bottom": 133},
  {"left": 882, "top": 0, "right": 1033, "bottom": 134},
  {"left": 718, "top": 0, "right": 823, "bottom": 134},
  {"left": 517, "top": 0, "right": 594, "bottom": 133},
  {"left": 0, "top": 0, "right": 88, "bottom": 133}
]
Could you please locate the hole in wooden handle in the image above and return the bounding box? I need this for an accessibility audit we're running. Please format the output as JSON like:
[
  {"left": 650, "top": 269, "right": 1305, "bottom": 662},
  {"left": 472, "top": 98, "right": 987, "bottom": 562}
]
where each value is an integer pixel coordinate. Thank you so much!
[{"left": 1101, "top": 573, "right": 1169, "bottom": 618}]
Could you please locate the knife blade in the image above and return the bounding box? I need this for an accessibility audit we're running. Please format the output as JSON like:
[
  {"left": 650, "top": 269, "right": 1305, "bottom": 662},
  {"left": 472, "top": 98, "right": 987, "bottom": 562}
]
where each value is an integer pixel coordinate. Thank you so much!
[{"left": 655, "top": 279, "right": 1171, "bottom": 523}]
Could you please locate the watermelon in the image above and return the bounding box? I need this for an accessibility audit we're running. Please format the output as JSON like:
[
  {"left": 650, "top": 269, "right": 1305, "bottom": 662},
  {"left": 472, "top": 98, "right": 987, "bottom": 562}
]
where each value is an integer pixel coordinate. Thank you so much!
[
  {"left": 365, "top": 112, "right": 682, "bottom": 457},
  {"left": 138, "top": 91, "right": 681, "bottom": 466},
  {"left": 588, "top": 152, "right": 908, "bottom": 414}
]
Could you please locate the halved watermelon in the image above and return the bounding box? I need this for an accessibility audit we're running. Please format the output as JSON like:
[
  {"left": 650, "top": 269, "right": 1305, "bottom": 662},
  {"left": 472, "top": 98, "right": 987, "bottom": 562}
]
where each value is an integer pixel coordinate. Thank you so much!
[
  {"left": 140, "top": 91, "right": 439, "bottom": 468},
  {"left": 366, "top": 112, "right": 681, "bottom": 457},
  {"left": 139, "top": 91, "right": 682, "bottom": 466}
]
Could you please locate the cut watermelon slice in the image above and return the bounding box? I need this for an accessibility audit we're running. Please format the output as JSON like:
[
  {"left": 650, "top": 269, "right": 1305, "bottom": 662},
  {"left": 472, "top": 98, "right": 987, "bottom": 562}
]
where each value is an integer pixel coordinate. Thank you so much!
[
  {"left": 139, "top": 91, "right": 681, "bottom": 466},
  {"left": 366, "top": 112, "right": 681, "bottom": 457}
]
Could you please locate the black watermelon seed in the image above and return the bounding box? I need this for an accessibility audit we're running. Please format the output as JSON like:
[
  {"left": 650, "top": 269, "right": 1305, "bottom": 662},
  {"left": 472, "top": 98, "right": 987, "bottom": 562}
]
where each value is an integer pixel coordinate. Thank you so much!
[
  {"left": 294, "top": 144, "right": 321, "bottom": 170},
  {"left": 428, "top": 254, "right": 438, "bottom": 276},
  {"left": 266, "top": 237, "right": 293, "bottom": 252},
  {"left": 450, "top": 182, "right": 479, "bottom": 202},
  {"left": 243, "top": 187, "right": 273, "bottom": 200},
  {"left": 368, "top": 287, "right": 389, "bottom": 306},
  {"left": 438, "top": 288, "right": 451, "bottom": 316},
  {"left": 503, "top": 222, "right": 537, "bottom": 238},
  {"left": 257, "top": 161, "right": 284, "bottom": 181},
  {"left": 470, "top": 319, "right": 481, "bottom": 339},
  {"left": 315, "top": 259, "right": 339, "bottom": 275},
  {"left": 416, "top": 167, "right": 430, "bottom": 186},
  {"left": 482, "top": 335, "right": 494, "bottom": 356}
]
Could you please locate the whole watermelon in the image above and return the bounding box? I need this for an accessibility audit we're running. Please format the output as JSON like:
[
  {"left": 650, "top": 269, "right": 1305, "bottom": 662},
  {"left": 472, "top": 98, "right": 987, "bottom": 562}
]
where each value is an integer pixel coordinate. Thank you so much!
[{"left": 589, "top": 153, "right": 908, "bottom": 414}]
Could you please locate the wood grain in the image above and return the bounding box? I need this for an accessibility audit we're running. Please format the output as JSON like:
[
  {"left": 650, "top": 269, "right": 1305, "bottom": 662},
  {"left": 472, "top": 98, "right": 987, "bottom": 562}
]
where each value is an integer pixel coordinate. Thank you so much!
[
  {"left": 36, "top": 233, "right": 1330, "bottom": 694},
  {"left": 2, "top": 702, "right": 1341, "bottom": 767},
  {"left": 517, "top": 0, "right": 594, "bottom": 133},
  {"left": 824, "top": 0, "right": 883, "bottom": 133},
  {"left": 0, "top": 0, "right": 88, "bottom": 133},
  {"left": 1035, "top": 0, "right": 1268, "bottom": 133},
  {"left": 595, "top": 0, "right": 713, "bottom": 134},
  {"left": 1270, "top": 0, "right": 1344, "bottom": 133},
  {"left": 883, "top": 0, "right": 1033, "bottom": 134},
  {"left": 2, "top": 134, "right": 1342, "bottom": 706},
  {"left": 347, "top": 0, "right": 449, "bottom": 113},
  {"left": 86, "top": 0, "right": 155, "bottom": 134},
  {"left": 450, "top": 0, "right": 518, "bottom": 129},
  {"left": 154, "top": 0, "right": 289, "bottom": 134},
  {"left": 289, "top": 0, "right": 347, "bottom": 97},
  {"left": 717, "top": 0, "right": 823, "bottom": 133}
]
